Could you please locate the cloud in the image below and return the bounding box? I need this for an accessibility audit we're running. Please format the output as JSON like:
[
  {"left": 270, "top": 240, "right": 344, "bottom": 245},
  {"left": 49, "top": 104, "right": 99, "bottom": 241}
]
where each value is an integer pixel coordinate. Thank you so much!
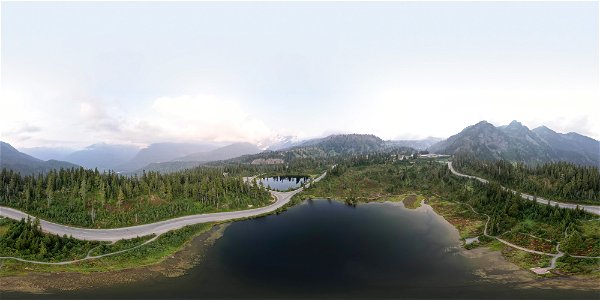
[
  {"left": 147, "top": 94, "right": 276, "bottom": 144},
  {"left": 11, "top": 124, "right": 42, "bottom": 134},
  {"left": 543, "top": 116, "right": 598, "bottom": 138},
  {"left": 68, "top": 94, "right": 277, "bottom": 146},
  {"left": 2, "top": 122, "right": 42, "bottom": 143},
  {"left": 79, "top": 102, "right": 124, "bottom": 133}
]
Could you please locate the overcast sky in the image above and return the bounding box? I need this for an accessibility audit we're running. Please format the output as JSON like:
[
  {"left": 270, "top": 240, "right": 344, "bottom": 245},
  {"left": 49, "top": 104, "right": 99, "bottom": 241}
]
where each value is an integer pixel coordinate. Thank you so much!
[{"left": 1, "top": 2, "right": 598, "bottom": 149}]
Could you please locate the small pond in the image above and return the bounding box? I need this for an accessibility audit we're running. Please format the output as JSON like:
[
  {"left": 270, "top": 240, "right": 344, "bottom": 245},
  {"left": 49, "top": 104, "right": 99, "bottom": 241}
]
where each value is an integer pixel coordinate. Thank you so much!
[{"left": 258, "top": 176, "right": 309, "bottom": 191}]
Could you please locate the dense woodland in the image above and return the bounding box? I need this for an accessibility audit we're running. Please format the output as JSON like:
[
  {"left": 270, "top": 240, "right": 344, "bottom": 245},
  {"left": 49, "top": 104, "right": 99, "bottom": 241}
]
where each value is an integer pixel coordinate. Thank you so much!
[
  {"left": 306, "top": 155, "right": 596, "bottom": 256},
  {"left": 214, "top": 157, "right": 333, "bottom": 176},
  {"left": 0, "top": 166, "right": 271, "bottom": 228},
  {"left": 452, "top": 155, "right": 600, "bottom": 204},
  {"left": 1, "top": 152, "right": 599, "bottom": 268},
  {"left": 0, "top": 217, "right": 100, "bottom": 261}
]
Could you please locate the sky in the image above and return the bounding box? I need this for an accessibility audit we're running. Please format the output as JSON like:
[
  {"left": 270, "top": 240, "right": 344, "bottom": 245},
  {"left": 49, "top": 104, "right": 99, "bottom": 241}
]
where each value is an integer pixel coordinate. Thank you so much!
[{"left": 1, "top": 1, "right": 598, "bottom": 149}]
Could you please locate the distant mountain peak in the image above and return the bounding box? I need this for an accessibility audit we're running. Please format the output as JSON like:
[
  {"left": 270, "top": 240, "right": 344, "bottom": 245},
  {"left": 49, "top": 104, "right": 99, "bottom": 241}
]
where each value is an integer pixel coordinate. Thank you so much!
[
  {"left": 265, "top": 135, "right": 302, "bottom": 151},
  {"left": 1, "top": 141, "right": 79, "bottom": 175},
  {"left": 429, "top": 120, "right": 599, "bottom": 166},
  {"left": 504, "top": 120, "right": 529, "bottom": 131},
  {"left": 325, "top": 133, "right": 383, "bottom": 141},
  {"left": 474, "top": 120, "right": 493, "bottom": 126},
  {"left": 468, "top": 121, "right": 496, "bottom": 132},
  {"left": 508, "top": 120, "right": 523, "bottom": 126}
]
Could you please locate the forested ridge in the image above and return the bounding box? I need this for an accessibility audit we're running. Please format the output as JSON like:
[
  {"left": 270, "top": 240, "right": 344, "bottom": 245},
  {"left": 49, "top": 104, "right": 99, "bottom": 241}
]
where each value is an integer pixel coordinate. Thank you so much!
[
  {"left": 0, "top": 166, "right": 271, "bottom": 228},
  {"left": 452, "top": 155, "right": 600, "bottom": 204}
]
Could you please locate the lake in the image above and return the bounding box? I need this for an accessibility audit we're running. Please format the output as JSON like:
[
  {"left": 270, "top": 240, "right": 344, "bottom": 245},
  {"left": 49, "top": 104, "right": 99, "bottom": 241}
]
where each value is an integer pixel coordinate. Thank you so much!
[
  {"left": 258, "top": 176, "right": 309, "bottom": 191},
  {"left": 6, "top": 200, "right": 598, "bottom": 299}
]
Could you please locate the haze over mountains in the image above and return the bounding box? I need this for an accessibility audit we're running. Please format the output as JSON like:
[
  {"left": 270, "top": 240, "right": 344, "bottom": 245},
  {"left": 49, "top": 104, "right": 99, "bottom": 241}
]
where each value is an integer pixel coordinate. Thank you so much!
[
  {"left": 429, "top": 121, "right": 599, "bottom": 166},
  {"left": 19, "top": 146, "right": 74, "bottom": 161},
  {"left": 63, "top": 143, "right": 139, "bottom": 171},
  {"left": 0, "top": 142, "right": 78, "bottom": 175},
  {"left": 116, "top": 142, "right": 219, "bottom": 172},
  {"left": 389, "top": 137, "right": 442, "bottom": 151},
  {"left": 136, "top": 142, "right": 263, "bottom": 173},
  {"left": 2, "top": 120, "right": 598, "bottom": 176}
]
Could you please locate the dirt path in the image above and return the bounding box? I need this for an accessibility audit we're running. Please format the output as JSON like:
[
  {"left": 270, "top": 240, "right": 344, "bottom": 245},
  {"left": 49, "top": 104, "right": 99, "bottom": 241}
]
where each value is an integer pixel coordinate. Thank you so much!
[{"left": 457, "top": 202, "right": 599, "bottom": 274}]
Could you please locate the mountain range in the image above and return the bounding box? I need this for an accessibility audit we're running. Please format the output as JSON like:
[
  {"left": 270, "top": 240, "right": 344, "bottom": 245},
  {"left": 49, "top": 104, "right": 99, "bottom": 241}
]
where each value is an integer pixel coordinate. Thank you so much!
[
  {"left": 0, "top": 142, "right": 79, "bottom": 175},
  {"left": 115, "top": 142, "right": 219, "bottom": 172},
  {"left": 19, "top": 146, "right": 74, "bottom": 161},
  {"left": 63, "top": 143, "right": 140, "bottom": 171},
  {"left": 223, "top": 134, "right": 416, "bottom": 165},
  {"left": 2, "top": 120, "right": 598, "bottom": 175},
  {"left": 388, "top": 137, "right": 442, "bottom": 151},
  {"left": 134, "top": 143, "right": 263, "bottom": 173},
  {"left": 429, "top": 121, "right": 599, "bottom": 166}
]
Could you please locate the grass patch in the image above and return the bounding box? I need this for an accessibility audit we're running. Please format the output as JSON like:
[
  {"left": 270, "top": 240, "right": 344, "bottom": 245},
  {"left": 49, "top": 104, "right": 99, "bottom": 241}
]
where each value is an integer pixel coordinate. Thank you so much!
[
  {"left": 402, "top": 194, "right": 424, "bottom": 209},
  {"left": 556, "top": 255, "right": 600, "bottom": 275},
  {"left": 0, "top": 218, "right": 12, "bottom": 236},
  {"left": 501, "top": 246, "right": 553, "bottom": 270},
  {"left": 500, "top": 231, "right": 556, "bottom": 254},
  {"left": 427, "top": 198, "right": 485, "bottom": 239},
  {"left": 0, "top": 223, "right": 215, "bottom": 276},
  {"left": 88, "top": 235, "right": 155, "bottom": 257}
]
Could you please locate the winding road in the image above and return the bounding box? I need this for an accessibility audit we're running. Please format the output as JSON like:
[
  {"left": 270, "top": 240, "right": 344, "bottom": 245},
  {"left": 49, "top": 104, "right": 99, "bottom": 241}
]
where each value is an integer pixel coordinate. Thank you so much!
[
  {"left": 447, "top": 162, "right": 600, "bottom": 216},
  {"left": 0, "top": 172, "right": 327, "bottom": 242}
]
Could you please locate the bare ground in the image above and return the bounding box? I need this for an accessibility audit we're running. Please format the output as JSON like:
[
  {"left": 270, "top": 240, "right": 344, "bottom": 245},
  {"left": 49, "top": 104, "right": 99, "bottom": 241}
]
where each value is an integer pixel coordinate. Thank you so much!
[{"left": 462, "top": 247, "right": 600, "bottom": 291}]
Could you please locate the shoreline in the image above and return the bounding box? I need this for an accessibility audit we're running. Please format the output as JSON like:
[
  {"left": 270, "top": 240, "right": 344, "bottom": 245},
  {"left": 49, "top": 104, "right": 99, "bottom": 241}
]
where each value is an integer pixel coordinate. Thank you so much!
[
  {"left": 295, "top": 194, "right": 600, "bottom": 291},
  {"left": 0, "top": 223, "right": 229, "bottom": 294},
  {"left": 2, "top": 196, "right": 598, "bottom": 295},
  {"left": 421, "top": 199, "right": 600, "bottom": 292}
]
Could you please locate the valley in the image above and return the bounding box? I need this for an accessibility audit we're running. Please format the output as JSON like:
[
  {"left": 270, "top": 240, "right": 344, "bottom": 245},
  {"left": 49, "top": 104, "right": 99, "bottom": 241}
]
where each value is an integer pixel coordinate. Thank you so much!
[
  {"left": 1, "top": 127, "right": 599, "bottom": 297},
  {"left": 2, "top": 2, "right": 598, "bottom": 298}
]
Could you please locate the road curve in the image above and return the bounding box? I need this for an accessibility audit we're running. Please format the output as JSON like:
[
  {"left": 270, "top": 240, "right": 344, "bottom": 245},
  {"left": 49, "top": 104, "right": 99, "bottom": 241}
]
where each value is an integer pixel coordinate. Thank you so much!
[
  {"left": 447, "top": 162, "right": 600, "bottom": 216},
  {"left": 0, "top": 172, "right": 327, "bottom": 242}
]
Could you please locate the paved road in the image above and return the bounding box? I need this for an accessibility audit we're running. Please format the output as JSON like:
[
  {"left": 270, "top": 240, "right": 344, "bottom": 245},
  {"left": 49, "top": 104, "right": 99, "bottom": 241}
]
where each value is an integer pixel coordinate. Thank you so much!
[
  {"left": 447, "top": 162, "right": 600, "bottom": 216},
  {"left": 0, "top": 172, "right": 327, "bottom": 242}
]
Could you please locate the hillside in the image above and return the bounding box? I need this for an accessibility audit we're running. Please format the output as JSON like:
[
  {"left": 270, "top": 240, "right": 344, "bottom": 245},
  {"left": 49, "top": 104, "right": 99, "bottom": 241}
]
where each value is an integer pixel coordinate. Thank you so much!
[
  {"left": 177, "top": 142, "right": 262, "bottom": 162},
  {"left": 388, "top": 137, "right": 442, "bottom": 151},
  {"left": 0, "top": 142, "right": 79, "bottom": 175},
  {"left": 214, "top": 134, "right": 417, "bottom": 168},
  {"left": 19, "top": 146, "right": 74, "bottom": 161},
  {"left": 532, "top": 126, "right": 599, "bottom": 166},
  {"left": 294, "top": 134, "right": 387, "bottom": 154},
  {"left": 116, "top": 142, "right": 218, "bottom": 172},
  {"left": 429, "top": 121, "right": 599, "bottom": 166},
  {"left": 266, "top": 135, "right": 303, "bottom": 151},
  {"left": 135, "top": 142, "right": 263, "bottom": 173}
]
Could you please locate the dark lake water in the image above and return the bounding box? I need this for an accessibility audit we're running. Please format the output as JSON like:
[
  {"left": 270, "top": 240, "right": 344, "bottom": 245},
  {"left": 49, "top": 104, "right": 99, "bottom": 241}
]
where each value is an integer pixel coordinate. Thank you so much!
[
  {"left": 7, "top": 200, "right": 598, "bottom": 299},
  {"left": 258, "top": 176, "right": 309, "bottom": 191}
]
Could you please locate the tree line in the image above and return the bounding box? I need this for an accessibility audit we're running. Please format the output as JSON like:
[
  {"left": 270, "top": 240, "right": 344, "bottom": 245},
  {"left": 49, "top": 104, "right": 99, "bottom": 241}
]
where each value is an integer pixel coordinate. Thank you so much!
[
  {"left": 0, "top": 217, "right": 100, "bottom": 261},
  {"left": 0, "top": 166, "right": 271, "bottom": 228},
  {"left": 316, "top": 154, "right": 593, "bottom": 244},
  {"left": 453, "top": 155, "right": 600, "bottom": 204}
]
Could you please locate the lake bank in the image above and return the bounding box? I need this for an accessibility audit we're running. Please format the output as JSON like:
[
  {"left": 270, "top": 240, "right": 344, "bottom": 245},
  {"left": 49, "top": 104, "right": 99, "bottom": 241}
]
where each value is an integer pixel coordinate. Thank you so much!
[
  {"left": 2, "top": 199, "right": 598, "bottom": 298},
  {"left": 424, "top": 200, "right": 600, "bottom": 292},
  {"left": 0, "top": 223, "right": 228, "bottom": 295}
]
